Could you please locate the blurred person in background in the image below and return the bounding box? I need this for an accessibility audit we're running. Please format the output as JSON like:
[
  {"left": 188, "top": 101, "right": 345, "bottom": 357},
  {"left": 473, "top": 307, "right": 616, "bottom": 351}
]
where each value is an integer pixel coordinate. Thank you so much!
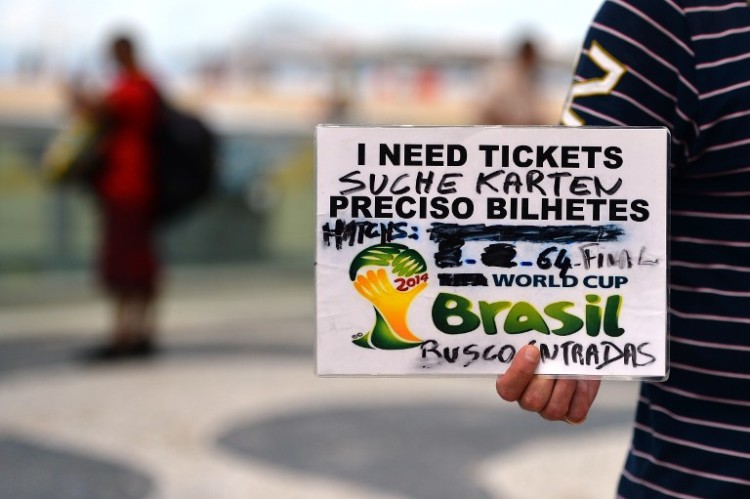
[
  {"left": 71, "top": 33, "right": 162, "bottom": 360},
  {"left": 478, "top": 36, "right": 548, "bottom": 125},
  {"left": 496, "top": 0, "right": 750, "bottom": 496}
]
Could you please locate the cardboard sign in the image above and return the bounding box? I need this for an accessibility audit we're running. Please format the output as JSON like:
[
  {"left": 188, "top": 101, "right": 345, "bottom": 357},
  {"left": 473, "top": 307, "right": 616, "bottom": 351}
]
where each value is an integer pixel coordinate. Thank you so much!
[{"left": 316, "top": 125, "right": 669, "bottom": 378}]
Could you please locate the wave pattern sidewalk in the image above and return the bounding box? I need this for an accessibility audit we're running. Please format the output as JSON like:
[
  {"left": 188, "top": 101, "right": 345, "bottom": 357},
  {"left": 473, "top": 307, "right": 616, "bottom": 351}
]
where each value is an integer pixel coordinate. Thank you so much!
[{"left": 0, "top": 265, "right": 638, "bottom": 499}]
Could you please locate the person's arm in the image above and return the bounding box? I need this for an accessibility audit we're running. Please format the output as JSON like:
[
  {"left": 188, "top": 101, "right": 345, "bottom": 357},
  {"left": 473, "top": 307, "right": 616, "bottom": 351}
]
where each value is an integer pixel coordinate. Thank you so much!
[
  {"left": 496, "top": 0, "right": 694, "bottom": 422},
  {"left": 562, "top": 0, "right": 696, "bottom": 164},
  {"left": 65, "top": 78, "right": 106, "bottom": 118}
]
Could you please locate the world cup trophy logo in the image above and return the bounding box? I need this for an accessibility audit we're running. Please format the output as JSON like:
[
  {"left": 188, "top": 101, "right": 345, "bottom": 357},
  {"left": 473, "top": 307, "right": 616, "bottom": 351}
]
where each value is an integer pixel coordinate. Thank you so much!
[{"left": 349, "top": 243, "right": 429, "bottom": 350}]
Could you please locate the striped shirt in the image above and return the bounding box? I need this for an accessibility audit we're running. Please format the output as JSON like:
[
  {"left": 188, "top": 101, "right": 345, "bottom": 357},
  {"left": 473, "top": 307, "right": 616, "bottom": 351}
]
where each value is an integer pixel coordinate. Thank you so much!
[{"left": 563, "top": 0, "right": 750, "bottom": 496}]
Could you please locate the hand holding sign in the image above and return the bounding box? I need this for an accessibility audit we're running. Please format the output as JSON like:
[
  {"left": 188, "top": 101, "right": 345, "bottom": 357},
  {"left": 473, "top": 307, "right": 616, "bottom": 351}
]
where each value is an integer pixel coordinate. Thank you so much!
[{"left": 496, "top": 345, "right": 601, "bottom": 423}]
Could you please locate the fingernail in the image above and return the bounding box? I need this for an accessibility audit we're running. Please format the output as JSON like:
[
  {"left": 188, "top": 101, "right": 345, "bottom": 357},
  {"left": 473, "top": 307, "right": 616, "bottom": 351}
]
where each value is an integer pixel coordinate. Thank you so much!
[
  {"left": 524, "top": 346, "right": 539, "bottom": 362},
  {"left": 564, "top": 415, "right": 587, "bottom": 425}
]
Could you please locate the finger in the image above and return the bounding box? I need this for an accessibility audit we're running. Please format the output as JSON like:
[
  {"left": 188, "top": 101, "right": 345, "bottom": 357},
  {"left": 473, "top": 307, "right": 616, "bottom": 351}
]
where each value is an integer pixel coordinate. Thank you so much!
[
  {"left": 373, "top": 269, "right": 390, "bottom": 293},
  {"left": 407, "top": 281, "right": 428, "bottom": 296},
  {"left": 355, "top": 275, "right": 373, "bottom": 297},
  {"left": 357, "top": 275, "right": 375, "bottom": 301},
  {"left": 365, "top": 271, "right": 383, "bottom": 294},
  {"left": 496, "top": 345, "right": 540, "bottom": 402},
  {"left": 565, "top": 380, "right": 601, "bottom": 424},
  {"left": 538, "top": 379, "right": 577, "bottom": 421},
  {"left": 518, "top": 376, "right": 555, "bottom": 414}
]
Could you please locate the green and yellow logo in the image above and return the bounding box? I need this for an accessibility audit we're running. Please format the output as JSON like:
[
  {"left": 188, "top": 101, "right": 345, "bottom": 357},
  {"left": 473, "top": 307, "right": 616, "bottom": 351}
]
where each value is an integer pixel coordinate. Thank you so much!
[{"left": 349, "top": 243, "right": 428, "bottom": 350}]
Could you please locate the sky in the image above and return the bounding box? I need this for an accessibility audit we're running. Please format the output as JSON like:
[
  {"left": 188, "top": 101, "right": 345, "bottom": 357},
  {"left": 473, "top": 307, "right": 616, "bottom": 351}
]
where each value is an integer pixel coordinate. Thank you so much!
[{"left": 0, "top": 0, "right": 604, "bottom": 72}]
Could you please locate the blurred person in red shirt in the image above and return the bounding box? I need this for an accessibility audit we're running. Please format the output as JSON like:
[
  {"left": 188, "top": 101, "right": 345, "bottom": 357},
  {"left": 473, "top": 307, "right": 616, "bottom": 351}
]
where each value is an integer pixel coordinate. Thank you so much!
[{"left": 74, "top": 34, "right": 161, "bottom": 359}]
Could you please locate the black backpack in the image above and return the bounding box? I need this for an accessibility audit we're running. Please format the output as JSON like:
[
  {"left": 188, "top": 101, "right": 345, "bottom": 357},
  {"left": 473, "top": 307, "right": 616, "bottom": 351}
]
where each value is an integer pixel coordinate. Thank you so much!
[{"left": 152, "top": 98, "right": 217, "bottom": 223}]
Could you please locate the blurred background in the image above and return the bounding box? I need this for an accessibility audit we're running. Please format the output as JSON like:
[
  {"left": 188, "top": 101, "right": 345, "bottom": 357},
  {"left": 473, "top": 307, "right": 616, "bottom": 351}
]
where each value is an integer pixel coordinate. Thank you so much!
[
  {"left": 0, "top": 0, "right": 604, "bottom": 272},
  {"left": 0, "top": 1, "right": 641, "bottom": 498}
]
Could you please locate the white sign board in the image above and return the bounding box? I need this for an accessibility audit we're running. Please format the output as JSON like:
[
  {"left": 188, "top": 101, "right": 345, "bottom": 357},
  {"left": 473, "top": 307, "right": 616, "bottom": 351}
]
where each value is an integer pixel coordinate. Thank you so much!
[{"left": 316, "top": 126, "right": 669, "bottom": 378}]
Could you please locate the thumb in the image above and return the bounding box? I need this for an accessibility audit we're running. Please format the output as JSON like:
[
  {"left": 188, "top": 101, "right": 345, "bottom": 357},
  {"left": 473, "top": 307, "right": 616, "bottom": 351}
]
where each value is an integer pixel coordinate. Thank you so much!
[
  {"left": 407, "top": 281, "right": 428, "bottom": 296},
  {"left": 496, "top": 345, "right": 541, "bottom": 402}
]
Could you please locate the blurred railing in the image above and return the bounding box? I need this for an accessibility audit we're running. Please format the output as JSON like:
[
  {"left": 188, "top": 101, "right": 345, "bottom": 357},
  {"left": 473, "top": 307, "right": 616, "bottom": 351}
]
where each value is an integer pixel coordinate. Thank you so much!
[
  {"left": 0, "top": 43, "right": 577, "bottom": 274},
  {"left": 0, "top": 118, "right": 312, "bottom": 272}
]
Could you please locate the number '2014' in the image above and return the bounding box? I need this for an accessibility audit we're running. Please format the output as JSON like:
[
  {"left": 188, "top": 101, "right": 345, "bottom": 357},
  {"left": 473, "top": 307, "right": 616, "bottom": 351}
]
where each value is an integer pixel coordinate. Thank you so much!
[{"left": 395, "top": 273, "right": 428, "bottom": 291}]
